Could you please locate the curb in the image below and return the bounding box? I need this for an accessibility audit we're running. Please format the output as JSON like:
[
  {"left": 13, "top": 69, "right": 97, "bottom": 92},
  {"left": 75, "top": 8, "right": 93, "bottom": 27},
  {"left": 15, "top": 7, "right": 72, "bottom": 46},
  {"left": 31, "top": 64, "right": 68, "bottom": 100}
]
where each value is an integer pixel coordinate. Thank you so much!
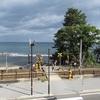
[
  {"left": 0, "top": 78, "right": 39, "bottom": 84},
  {"left": 79, "top": 89, "right": 100, "bottom": 94},
  {"left": 8, "top": 94, "right": 54, "bottom": 100},
  {"left": 7, "top": 89, "right": 100, "bottom": 100},
  {"left": 0, "top": 80, "right": 19, "bottom": 84},
  {"left": 73, "top": 74, "right": 94, "bottom": 79}
]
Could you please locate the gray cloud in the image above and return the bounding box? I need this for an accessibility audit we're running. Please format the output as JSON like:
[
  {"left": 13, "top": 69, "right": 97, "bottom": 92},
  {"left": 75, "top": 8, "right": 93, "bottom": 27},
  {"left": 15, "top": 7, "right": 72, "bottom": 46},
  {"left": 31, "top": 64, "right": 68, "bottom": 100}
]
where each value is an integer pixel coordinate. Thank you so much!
[{"left": 0, "top": 0, "right": 100, "bottom": 42}]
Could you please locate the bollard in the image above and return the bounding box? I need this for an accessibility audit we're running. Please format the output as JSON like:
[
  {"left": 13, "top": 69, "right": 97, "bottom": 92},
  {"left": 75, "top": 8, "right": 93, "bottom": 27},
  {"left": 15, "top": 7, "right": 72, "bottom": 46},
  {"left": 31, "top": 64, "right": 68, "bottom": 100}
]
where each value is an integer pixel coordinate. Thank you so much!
[
  {"left": 93, "top": 70, "right": 95, "bottom": 75},
  {"left": 15, "top": 71, "right": 17, "bottom": 79},
  {"left": 81, "top": 76, "right": 84, "bottom": 91},
  {"left": 36, "top": 64, "right": 39, "bottom": 71}
]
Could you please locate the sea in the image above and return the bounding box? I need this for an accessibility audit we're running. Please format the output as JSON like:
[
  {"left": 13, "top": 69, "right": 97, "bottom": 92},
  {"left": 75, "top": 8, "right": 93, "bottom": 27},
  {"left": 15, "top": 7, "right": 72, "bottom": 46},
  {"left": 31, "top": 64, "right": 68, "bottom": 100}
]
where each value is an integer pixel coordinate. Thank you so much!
[{"left": 0, "top": 42, "right": 56, "bottom": 67}]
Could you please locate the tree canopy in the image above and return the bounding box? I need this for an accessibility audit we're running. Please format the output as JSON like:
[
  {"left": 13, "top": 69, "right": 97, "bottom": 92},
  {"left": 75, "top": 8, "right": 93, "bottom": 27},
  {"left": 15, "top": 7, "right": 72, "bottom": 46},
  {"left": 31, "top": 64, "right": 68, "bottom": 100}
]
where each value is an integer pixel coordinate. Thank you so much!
[
  {"left": 63, "top": 8, "right": 87, "bottom": 26},
  {"left": 53, "top": 8, "right": 100, "bottom": 66}
]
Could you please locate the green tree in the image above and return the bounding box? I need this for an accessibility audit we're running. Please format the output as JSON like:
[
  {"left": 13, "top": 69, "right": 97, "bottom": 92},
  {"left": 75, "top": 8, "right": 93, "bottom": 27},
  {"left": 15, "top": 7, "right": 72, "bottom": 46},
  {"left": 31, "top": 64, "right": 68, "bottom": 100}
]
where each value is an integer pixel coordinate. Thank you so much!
[
  {"left": 53, "top": 8, "right": 100, "bottom": 65},
  {"left": 63, "top": 8, "right": 87, "bottom": 26}
]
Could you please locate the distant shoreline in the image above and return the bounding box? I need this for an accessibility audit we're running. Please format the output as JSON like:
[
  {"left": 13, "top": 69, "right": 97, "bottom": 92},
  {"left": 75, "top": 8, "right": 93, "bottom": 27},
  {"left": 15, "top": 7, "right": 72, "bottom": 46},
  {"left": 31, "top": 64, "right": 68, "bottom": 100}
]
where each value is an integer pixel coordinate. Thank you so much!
[{"left": 0, "top": 66, "right": 20, "bottom": 70}]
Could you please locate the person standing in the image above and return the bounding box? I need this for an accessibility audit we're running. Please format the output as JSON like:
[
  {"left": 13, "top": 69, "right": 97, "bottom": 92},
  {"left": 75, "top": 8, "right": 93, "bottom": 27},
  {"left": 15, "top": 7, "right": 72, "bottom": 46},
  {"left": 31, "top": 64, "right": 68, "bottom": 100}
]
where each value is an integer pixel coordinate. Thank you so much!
[{"left": 54, "top": 60, "right": 57, "bottom": 66}]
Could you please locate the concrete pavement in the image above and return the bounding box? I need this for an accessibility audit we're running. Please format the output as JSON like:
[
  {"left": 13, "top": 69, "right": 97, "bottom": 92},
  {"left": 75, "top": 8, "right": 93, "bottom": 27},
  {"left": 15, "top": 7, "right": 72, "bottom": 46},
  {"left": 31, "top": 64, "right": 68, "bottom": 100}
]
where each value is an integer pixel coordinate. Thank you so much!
[
  {"left": 0, "top": 77, "right": 100, "bottom": 99},
  {"left": 0, "top": 66, "right": 100, "bottom": 99}
]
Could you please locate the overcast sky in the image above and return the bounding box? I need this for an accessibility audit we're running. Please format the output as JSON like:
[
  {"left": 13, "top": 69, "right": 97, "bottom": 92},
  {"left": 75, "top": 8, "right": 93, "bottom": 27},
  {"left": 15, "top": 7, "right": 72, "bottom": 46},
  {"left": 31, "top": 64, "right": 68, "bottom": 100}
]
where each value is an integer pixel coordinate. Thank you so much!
[{"left": 0, "top": 0, "right": 100, "bottom": 42}]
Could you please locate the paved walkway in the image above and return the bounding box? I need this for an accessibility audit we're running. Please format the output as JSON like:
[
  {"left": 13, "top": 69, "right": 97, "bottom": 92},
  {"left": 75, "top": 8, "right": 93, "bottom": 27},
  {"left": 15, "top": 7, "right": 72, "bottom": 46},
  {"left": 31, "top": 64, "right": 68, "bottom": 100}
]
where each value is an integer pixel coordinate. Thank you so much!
[
  {"left": 43, "top": 66, "right": 62, "bottom": 81},
  {"left": 0, "top": 77, "right": 100, "bottom": 99},
  {"left": 0, "top": 66, "right": 100, "bottom": 99}
]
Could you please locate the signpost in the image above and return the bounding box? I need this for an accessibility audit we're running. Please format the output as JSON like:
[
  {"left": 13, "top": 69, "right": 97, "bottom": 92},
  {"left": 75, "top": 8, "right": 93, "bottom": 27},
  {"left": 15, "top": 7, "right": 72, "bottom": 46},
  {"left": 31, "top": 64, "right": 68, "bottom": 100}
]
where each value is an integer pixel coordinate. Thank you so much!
[
  {"left": 36, "top": 52, "right": 43, "bottom": 70},
  {"left": 58, "top": 53, "right": 62, "bottom": 69}
]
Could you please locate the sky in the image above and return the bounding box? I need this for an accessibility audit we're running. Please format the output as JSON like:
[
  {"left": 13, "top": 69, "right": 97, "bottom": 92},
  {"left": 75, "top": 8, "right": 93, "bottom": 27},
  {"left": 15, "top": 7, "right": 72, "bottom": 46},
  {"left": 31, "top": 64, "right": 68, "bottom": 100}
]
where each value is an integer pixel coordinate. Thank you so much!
[{"left": 0, "top": 0, "right": 100, "bottom": 42}]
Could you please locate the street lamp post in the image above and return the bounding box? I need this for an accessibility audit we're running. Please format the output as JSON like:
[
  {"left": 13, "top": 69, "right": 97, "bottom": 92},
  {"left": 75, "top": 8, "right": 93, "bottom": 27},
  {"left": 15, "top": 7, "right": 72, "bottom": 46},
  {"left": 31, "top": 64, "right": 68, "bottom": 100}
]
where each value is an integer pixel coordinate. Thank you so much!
[{"left": 30, "top": 41, "right": 34, "bottom": 95}]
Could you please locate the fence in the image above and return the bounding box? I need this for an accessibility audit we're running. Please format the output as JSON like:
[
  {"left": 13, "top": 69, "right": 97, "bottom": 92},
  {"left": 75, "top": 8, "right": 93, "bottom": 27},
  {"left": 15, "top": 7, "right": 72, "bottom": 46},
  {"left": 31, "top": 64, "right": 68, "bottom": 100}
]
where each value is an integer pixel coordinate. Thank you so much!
[
  {"left": 0, "top": 71, "right": 43, "bottom": 80},
  {"left": 58, "top": 69, "right": 100, "bottom": 78},
  {"left": 0, "top": 69, "right": 100, "bottom": 80}
]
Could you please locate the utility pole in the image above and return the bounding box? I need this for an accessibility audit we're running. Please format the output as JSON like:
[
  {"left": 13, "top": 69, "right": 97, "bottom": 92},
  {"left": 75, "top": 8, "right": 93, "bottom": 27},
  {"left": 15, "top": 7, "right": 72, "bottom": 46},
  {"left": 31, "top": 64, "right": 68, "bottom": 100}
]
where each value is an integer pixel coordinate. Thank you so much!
[
  {"left": 48, "top": 49, "right": 50, "bottom": 94},
  {"left": 79, "top": 39, "right": 82, "bottom": 75}
]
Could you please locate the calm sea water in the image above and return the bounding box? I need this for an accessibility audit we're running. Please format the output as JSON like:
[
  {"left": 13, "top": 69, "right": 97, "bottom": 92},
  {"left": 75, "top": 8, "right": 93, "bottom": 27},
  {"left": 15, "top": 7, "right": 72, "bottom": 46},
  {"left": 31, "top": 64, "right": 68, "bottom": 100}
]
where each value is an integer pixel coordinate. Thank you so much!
[{"left": 0, "top": 42, "right": 56, "bottom": 67}]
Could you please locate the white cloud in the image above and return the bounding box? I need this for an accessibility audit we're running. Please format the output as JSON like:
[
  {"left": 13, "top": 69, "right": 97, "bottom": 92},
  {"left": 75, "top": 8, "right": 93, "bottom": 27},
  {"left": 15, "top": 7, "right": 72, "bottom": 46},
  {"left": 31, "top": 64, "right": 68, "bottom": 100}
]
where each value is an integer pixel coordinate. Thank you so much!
[
  {"left": 0, "top": 26, "right": 10, "bottom": 35},
  {"left": 20, "top": 13, "right": 63, "bottom": 28},
  {"left": 86, "top": 0, "right": 100, "bottom": 9},
  {"left": 90, "top": 9, "right": 100, "bottom": 16},
  {"left": 71, "top": 0, "right": 100, "bottom": 9},
  {"left": 0, "top": 0, "right": 40, "bottom": 8},
  {"left": 0, "top": 0, "right": 100, "bottom": 42}
]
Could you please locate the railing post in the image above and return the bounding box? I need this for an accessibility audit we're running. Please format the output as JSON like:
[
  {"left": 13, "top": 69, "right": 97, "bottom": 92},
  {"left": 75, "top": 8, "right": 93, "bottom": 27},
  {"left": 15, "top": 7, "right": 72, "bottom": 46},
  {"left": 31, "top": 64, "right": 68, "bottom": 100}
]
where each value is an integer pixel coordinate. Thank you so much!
[
  {"left": 1, "top": 72, "right": 3, "bottom": 80},
  {"left": 29, "top": 71, "right": 30, "bottom": 78},
  {"left": 15, "top": 71, "right": 17, "bottom": 79}
]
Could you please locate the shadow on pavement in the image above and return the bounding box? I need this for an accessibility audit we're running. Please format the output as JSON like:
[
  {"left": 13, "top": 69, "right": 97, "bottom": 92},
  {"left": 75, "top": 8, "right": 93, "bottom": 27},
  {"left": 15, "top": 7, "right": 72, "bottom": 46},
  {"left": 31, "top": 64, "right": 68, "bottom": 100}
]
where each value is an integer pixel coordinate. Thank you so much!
[{"left": 3, "top": 86, "right": 30, "bottom": 95}]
